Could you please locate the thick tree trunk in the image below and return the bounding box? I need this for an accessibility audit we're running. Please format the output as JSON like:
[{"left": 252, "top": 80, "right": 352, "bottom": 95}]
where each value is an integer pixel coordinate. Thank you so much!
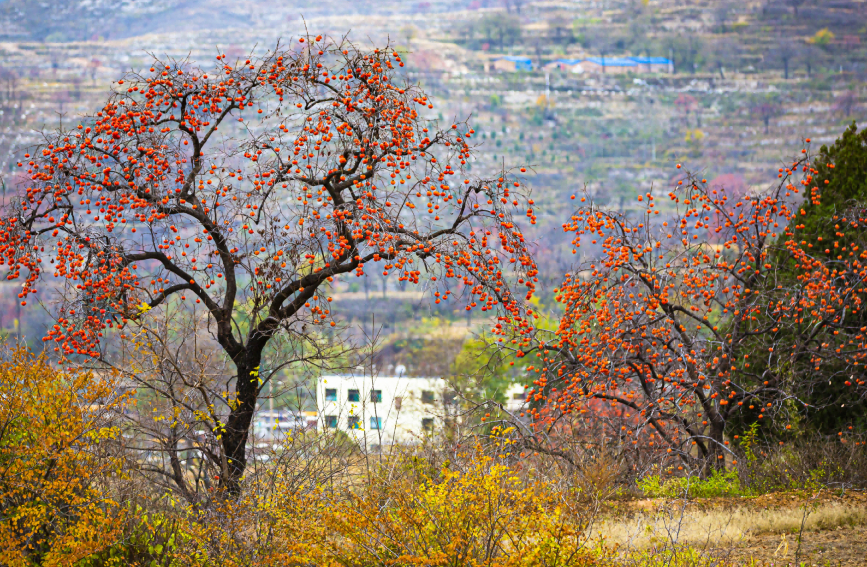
[
  {"left": 220, "top": 350, "right": 262, "bottom": 494},
  {"left": 705, "top": 418, "right": 727, "bottom": 474}
]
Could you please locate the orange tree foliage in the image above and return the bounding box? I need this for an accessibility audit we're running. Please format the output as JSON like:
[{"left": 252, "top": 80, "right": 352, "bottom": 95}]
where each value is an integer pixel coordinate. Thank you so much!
[
  {"left": 0, "top": 36, "right": 537, "bottom": 492},
  {"left": 524, "top": 149, "right": 867, "bottom": 469},
  {"left": 0, "top": 347, "right": 128, "bottom": 565}
]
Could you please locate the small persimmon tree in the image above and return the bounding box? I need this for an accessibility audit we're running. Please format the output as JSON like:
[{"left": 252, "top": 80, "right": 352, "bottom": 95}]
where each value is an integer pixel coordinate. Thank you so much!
[
  {"left": 523, "top": 148, "right": 867, "bottom": 471},
  {"left": 1, "top": 36, "right": 537, "bottom": 493}
]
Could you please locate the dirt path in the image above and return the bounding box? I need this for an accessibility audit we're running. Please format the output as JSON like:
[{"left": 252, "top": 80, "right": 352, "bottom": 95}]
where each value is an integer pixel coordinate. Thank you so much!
[
  {"left": 726, "top": 524, "right": 867, "bottom": 566},
  {"left": 596, "top": 490, "right": 867, "bottom": 565}
]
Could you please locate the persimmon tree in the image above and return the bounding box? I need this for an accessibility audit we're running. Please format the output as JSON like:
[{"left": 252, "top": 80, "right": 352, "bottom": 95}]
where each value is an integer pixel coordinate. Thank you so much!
[
  {"left": 523, "top": 148, "right": 867, "bottom": 471},
  {"left": 1, "top": 37, "right": 537, "bottom": 493}
]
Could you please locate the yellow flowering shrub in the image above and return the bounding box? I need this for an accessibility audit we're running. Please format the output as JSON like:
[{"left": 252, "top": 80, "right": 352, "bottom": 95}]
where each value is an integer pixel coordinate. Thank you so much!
[
  {"left": 0, "top": 348, "right": 128, "bottom": 566},
  {"left": 314, "top": 454, "right": 600, "bottom": 567},
  {"left": 176, "top": 442, "right": 606, "bottom": 566}
]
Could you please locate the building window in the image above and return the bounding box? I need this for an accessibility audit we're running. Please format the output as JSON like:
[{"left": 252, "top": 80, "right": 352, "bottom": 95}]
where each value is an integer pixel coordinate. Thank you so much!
[
  {"left": 370, "top": 416, "right": 382, "bottom": 430},
  {"left": 370, "top": 389, "right": 382, "bottom": 403},
  {"left": 422, "top": 418, "right": 434, "bottom": 432},
  {"left": 421, "top": 390, "right": 435, "bottom": 404},
  {"left": 444, "top": 391, "right": 457, "bottom": 405},
  {"left": 348, "top": 415, "right": 361, "bottom": 430},
  {"left": 512, "top": 392, "right": 526, "bottom": 401},
  {"left": 325, "top": 388, "right": 337, "bottom": 402},
  {"left": 325, "top": 415, "right": 338, "bottom": 429},
  {"left": 348, "top": 389, "right": 360, "bottom": 402},
  {"left": 394, "top": 397, "right": 402, "bottom": 410}
]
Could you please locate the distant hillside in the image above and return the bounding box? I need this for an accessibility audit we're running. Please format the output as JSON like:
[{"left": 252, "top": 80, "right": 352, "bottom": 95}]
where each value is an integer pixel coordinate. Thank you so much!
[{"left": 0, "top": 0, "right": 470, "bottom": 42}]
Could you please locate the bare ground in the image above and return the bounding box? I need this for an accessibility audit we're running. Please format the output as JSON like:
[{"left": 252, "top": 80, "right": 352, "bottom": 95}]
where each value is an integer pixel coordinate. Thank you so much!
[
  {"left": 727, "top": 524, "right": 867, "bottom": 566},
  {"left": 596, "top": 490, "right": 867, "bottom": 566}
]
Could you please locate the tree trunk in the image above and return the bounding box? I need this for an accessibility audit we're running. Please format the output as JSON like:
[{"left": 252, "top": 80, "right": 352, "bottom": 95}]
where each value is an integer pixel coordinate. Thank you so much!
[
  {"left": 220, "top": 350, "right": 262, "bottom": 494},
  {"left": 703, "top": 418, "right": 727, "bottom": 476}
]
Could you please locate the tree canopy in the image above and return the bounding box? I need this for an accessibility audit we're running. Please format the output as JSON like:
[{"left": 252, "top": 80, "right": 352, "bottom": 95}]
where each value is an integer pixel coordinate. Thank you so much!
[
  {"left": 526, "top": 150, "right": 867, "bottom": 471},
  {"left": 2, "top": 37, "right": 537, "bottom": 493}
]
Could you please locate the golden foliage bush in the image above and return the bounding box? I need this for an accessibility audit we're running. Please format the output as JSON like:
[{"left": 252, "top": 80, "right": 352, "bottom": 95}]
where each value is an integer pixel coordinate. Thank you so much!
[
  {"left": 299, "top": 455, "right": 598, "bottom": 566},
  {"left": 0, "top": 347, "right": 129, "bottom": 566},
  {"left": 158, "top": 433, "right": 606, "bottom": 566}
]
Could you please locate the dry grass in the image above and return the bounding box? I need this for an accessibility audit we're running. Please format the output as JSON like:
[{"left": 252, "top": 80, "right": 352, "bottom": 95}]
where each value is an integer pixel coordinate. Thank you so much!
[{"left": 593, "top": 500, "right": 867, "bottom": 549}]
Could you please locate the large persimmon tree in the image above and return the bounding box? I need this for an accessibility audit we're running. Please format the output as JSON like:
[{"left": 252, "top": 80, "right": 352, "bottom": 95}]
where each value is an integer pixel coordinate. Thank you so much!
[
  {"left": 1, "top": 37, "right": 537, "bottom": 493},
  {"left": 523, "top": 150, "right": 867, "bottom": 471}
]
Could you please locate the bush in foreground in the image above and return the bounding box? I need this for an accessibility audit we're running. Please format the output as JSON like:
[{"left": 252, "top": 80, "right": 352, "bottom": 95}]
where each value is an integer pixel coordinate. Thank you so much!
[{"left": 0, "top": 348, "right": 128, "bottom": 566}]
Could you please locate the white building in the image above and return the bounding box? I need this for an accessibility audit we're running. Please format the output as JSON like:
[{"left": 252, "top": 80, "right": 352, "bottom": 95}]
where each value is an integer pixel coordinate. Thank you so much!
[
  {"left": 316, "top": 373, "right": 453, "bottom": 446},
  {"left": 251, "top": 409, "right": 316, "bottom": 442},
  {"left": 316, "top": 373, "right": 528, "bottom": 447}
]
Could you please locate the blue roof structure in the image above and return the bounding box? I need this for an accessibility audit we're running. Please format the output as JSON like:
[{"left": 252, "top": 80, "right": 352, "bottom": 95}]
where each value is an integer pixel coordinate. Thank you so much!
[
  {"left": 584, "top": 57, "right": 637, "bottom": 67},
  {"left": 553, "top": 58, "right": 584, "bottom": 66},
  {"left": 628, "top": 56, "right": 672, "bottom": 65},
  {"left": 495, "top": 56, "right": 533, "bottom": 71}
]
